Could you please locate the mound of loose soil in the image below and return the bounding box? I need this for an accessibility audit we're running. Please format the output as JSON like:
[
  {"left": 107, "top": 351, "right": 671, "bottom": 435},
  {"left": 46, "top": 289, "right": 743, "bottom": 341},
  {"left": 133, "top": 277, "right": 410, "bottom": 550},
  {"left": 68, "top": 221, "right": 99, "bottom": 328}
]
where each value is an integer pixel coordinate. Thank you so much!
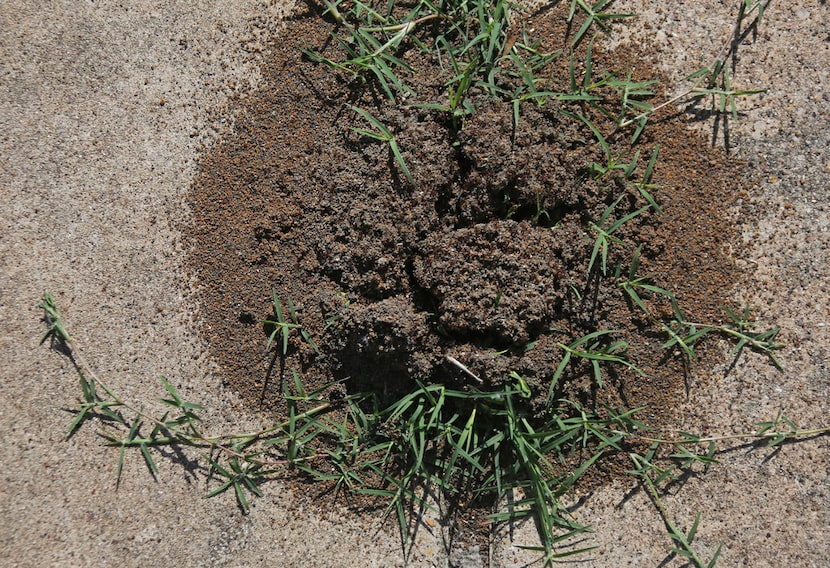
[{"left": 186, "top": 3, "right": 747, "bottom": 456}]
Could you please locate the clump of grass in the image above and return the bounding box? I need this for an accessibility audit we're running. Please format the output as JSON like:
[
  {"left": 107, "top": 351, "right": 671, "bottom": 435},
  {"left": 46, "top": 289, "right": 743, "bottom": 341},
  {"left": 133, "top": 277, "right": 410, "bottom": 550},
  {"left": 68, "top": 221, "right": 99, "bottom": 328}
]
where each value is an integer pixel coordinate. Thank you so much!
[
  {"left": 303, "top": 0, "right": 636, "bottom": 153},
  {"left": 39, "top": 292, "right": 334, "bottom": 511},
  {"left": 40, "top": 289, "right": 826, "bottom": 564},
  {"left": 615, "top": 252, "right": 783, "bottom": 370},
  {"left": 619, "top": 0, "right": 769, "bottom": 134},
  {"left": 621, "top": 406, "right": 828, "bottom": 568},
  {"left": 348, "top": 105, "right": 417, "bottom": 188},
  {"left": 39, "top": 293, "right": 629, "bottom": 560},
  {"left": 628, "top": 446, "right": 723, "bottom": 568},
  {"left": 265, "top": 290, "right": 320, "bottom": 356}
]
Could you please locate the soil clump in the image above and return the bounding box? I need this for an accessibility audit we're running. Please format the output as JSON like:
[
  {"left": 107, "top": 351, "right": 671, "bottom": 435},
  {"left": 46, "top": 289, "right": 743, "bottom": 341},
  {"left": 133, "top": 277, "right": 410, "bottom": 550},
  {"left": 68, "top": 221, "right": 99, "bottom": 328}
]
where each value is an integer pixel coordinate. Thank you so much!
[{"left": 185, "top": 2, "right": 747, "bottom": 511}]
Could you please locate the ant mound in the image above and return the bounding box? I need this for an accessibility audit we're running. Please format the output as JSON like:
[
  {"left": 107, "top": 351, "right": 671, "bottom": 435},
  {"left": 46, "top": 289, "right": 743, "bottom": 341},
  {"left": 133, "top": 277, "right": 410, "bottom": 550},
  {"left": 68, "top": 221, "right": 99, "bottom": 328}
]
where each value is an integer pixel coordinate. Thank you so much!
[{"left": 186, "top": 6, "right": 745, "bottom": 425}]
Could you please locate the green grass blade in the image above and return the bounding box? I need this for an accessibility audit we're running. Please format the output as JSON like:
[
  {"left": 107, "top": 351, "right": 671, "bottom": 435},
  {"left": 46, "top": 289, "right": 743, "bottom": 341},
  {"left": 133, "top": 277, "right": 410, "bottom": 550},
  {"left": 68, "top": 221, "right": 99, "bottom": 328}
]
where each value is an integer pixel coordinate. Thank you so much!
[
  {"left": 388, "top": 138, "right": 416, "bottom": 188},
  {"left": 233, "top": 481, "right": 251, "bottom": 513},
  {"left": 140, "top": 443, "right": 158, "bottom": 476}
]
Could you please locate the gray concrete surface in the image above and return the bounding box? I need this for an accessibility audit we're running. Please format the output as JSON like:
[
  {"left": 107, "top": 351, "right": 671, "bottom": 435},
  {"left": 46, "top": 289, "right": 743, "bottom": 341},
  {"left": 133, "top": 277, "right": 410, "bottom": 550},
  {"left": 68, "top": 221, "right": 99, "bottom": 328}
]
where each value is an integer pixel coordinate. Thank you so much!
[{"left": 1, "top": 1, "right": 827, "bottom": 566}]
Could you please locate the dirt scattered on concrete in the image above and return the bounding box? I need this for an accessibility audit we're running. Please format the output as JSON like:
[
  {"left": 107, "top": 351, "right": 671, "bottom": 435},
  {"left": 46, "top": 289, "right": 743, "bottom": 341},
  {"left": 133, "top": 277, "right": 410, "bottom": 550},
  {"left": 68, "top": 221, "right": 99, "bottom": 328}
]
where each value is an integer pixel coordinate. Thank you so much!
[
  {"left": 5, "top": 0, "right": 826, "bottom": 566},
  {"left": 185, "top": 4, "right": 754, "bottom": 553}
]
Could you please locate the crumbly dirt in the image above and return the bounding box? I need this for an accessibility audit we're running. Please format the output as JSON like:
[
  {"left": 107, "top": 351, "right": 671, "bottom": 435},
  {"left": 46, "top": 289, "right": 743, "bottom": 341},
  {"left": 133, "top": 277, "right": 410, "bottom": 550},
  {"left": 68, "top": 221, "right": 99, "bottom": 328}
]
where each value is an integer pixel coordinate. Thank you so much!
[
  {"left": 2, "top": 1, "right": 828, "bottom": 567},
  {"left": 186, "top": 4, "right": 743, "bottom": 424},
  {"left": 184, "top": 1, "right": 757, "bottom": 559}
]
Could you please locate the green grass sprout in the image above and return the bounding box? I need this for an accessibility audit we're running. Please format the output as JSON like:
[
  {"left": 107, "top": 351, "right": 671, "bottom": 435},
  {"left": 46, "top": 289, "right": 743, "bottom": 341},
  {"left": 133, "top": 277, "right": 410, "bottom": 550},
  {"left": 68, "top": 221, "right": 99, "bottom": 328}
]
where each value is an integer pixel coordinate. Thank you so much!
[
  {"left": 568, "top": 0, "right": 635, "bottom": 47},
  {"left": 38, "top": 291, "right": 70, "bottom": 345},
  {"left": 548, "top": 329, "right": 643, "bottom": 404},
  {"left": 349, "top": 105, "right": 417, "bottom": 188},
  {"left": 265, "top": 291, "right": 320, "bottom": 356},
  {"left": 587, "top": 196, "right": 653, "bottom": 277}
]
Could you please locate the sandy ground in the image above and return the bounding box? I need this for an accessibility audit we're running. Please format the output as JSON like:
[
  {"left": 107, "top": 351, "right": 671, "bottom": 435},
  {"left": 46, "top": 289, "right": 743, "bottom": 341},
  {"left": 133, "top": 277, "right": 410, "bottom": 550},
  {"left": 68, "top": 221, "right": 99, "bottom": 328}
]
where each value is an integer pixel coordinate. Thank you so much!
[{"left": 1, "top": 1, "right": 826, "bottom": 567}]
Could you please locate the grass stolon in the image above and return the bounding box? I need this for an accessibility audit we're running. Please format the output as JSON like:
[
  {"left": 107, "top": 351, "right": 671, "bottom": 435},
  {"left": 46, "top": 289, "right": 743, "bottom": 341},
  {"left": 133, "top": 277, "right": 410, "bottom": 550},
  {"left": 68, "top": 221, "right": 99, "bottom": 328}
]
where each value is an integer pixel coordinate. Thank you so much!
[{"left": 39, "top": 282, "right": 824, "bottom": 567}]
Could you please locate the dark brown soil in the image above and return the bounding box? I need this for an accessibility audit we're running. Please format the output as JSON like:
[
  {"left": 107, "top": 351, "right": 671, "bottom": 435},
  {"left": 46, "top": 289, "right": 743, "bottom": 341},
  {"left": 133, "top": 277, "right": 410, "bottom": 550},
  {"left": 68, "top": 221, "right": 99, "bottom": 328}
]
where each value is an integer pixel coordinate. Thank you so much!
[{"left": 184, "top": 0, "right": 749, "bottom": 548}]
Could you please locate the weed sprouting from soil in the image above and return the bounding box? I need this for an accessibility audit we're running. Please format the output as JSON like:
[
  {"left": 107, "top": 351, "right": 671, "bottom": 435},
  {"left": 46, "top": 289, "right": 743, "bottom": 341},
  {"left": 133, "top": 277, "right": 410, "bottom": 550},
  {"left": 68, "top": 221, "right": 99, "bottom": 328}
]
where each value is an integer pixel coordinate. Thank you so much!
[
  {"left": 40, "top": 1, "right": 809, "bottom": 566},
  {"left": 41, "top": 291, "right": 823, "bottom": 564}
]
